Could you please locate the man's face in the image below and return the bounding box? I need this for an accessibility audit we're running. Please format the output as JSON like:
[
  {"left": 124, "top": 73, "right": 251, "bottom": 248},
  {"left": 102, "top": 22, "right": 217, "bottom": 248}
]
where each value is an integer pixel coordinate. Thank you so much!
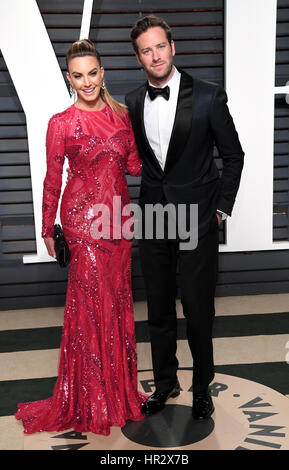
[{"left": 135, "top": 26, "right": 175, "bottom": 85}]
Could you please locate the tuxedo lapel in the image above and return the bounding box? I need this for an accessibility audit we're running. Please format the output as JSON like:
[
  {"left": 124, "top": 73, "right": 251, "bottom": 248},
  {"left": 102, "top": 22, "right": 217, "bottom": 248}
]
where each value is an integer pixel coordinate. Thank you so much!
[
  {"left": 135, "top": 82, "right": 164, "bottom": 174},
  {"left": 164, "top": 71, "right": 194, "bottom": 174}
]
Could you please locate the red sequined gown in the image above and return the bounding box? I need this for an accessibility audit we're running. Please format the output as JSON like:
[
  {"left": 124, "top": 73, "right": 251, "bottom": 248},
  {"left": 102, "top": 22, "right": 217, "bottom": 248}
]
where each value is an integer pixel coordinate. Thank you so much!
[{"left": 15, "top": 103, "right": 147, "bottom": 435}]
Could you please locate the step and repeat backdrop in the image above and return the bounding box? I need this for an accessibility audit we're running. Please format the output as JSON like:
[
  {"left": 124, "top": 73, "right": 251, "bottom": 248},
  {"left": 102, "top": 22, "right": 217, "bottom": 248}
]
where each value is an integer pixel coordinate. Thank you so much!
[{"left": 0, "top": 0, "right": 288, "bottom": 309}]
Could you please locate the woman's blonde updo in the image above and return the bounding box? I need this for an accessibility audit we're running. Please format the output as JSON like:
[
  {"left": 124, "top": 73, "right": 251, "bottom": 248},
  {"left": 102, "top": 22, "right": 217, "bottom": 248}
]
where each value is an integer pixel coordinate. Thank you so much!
[{"left": 66, "top": 39, "right": 127, "bottom": 117}]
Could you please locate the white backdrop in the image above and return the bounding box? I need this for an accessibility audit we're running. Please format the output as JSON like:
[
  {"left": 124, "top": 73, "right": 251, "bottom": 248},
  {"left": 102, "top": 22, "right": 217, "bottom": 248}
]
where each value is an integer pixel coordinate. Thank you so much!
[{"left": 225, "top": 0, "right": 289, "bottom": 252}]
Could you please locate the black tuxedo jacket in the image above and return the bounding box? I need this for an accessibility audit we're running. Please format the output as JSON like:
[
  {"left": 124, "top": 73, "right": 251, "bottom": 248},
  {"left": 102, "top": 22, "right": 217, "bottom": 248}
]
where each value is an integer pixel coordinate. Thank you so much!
[{"left": 125, "top": 69, "right": 244, "bottom": 238}]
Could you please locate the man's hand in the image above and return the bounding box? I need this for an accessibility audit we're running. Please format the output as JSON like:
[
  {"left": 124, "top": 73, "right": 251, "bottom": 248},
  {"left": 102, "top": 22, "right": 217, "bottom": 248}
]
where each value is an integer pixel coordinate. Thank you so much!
[
  {"left": 44, "top": 237, "right": 56, "bottom": 259},
  {"left": 66, "top": 167, "right": 73, "bottom": 182},
  {"left": 216, "top": 213, "right": 222, "bottom": 226}
]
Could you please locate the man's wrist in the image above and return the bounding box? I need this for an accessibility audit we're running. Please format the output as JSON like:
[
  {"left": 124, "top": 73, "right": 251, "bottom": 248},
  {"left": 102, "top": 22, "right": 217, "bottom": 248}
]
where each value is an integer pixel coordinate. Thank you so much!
[{"left": 216, "top": 209, "right": 228, "bottom": 221}]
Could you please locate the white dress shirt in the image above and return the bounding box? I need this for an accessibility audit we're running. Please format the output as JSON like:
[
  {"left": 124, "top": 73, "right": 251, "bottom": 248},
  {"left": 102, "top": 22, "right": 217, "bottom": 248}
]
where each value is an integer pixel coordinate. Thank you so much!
[
  {"left": 143, "top": 66, "right": 228, "bottom": 219},
  {"left": 144, "top": 66, "right": 181, "bottom": 170}
]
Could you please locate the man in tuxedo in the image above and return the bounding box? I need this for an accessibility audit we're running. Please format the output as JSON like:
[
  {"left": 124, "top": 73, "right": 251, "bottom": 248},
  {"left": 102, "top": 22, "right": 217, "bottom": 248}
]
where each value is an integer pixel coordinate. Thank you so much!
[{"left": 125, "top": 15, "right": 244, "bottom": 419}]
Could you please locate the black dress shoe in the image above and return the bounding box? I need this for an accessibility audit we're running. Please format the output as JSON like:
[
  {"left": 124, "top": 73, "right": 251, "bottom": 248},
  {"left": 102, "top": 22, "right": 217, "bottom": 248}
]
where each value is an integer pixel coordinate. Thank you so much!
[
  {"left": 192, "top": 389, "right": 214, "bottom": 420},
  {"left": 141, "top": 381, "right": 181, "bottom": 415}
]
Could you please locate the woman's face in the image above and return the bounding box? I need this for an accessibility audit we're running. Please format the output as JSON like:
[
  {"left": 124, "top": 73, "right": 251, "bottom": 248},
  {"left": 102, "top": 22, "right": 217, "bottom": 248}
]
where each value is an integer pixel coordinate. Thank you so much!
[{"left": 66, "top": 55, "right": 104, "bottom": 106}]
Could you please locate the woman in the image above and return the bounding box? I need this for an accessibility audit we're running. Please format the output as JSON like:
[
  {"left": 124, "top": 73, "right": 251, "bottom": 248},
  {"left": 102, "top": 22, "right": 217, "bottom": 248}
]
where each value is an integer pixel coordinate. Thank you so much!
[{"left": 15, "top": 39, "right": 147, "bottom": 435}]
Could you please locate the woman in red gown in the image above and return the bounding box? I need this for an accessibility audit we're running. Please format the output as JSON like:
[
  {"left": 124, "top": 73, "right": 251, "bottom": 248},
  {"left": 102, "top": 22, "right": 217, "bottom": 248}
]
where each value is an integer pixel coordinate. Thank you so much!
[{"left": 15, "top": 39, "right": 147, "bottom": 435}]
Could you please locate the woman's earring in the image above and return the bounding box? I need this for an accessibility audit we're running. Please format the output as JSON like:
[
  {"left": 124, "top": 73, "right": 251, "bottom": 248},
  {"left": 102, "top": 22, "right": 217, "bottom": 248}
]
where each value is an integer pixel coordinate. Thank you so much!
[
  {"left": 101, "top": 79, "right": 106, "bottom": 91},
  {"left": 69, "top": 84, "right": 77, "bottom": 103}
]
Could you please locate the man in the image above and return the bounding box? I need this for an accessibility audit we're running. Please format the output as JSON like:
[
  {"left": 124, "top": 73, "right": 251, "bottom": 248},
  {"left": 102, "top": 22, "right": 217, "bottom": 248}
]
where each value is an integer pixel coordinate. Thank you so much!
[{"left": 125, "top": 15, "right": 244, "bottom": 419}]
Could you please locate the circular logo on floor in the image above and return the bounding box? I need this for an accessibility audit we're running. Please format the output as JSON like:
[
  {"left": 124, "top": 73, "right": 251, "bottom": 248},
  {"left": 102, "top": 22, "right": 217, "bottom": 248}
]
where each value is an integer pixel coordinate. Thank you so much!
[{"left": 21, "top": 371, "right": 289, "bottom": 450}]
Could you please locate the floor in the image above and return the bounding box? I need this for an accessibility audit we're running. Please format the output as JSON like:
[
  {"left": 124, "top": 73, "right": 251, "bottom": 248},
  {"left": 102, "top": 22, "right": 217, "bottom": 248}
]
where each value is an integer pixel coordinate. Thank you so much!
[{"left": 1, "top": 294, "right": 289, "bottom": 450}]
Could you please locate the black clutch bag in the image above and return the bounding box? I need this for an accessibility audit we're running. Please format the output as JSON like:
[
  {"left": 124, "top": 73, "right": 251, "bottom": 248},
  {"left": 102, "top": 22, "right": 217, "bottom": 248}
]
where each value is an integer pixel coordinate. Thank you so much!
[{"left": 53, "top": 224, "right": 70, "bottom": 267}]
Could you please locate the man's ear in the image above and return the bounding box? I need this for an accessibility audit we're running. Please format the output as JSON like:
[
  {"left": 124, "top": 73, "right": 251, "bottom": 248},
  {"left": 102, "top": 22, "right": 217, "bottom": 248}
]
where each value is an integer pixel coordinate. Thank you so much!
[{"left": 135, "top": 53, "right": 142, "bottom": 67}]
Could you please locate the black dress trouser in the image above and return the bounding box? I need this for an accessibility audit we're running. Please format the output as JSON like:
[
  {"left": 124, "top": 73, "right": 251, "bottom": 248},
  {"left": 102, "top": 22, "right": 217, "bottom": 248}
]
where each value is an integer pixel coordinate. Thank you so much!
[{"left": 138, "top": 213, "right": 219, "bottom": 394}]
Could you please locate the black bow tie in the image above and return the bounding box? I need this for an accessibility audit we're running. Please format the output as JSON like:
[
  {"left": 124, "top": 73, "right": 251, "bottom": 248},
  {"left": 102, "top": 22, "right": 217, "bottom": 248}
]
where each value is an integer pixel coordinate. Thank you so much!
[{"left": 147, "top": 84, "right": 170, "bottom": 101}]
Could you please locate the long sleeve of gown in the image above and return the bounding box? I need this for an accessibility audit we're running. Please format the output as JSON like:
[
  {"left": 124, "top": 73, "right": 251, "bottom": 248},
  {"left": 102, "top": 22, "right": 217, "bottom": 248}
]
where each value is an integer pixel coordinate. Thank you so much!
[
  {"left": 125, "top": 113, "right": 142, "bottom": 177},
  {"left": 41, "top": 116, "right": 65, "bottom": 238}
]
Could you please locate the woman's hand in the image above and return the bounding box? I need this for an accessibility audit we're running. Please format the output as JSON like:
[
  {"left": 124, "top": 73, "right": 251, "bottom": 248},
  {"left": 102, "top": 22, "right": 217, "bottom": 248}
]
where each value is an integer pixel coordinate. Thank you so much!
[{"left": 44, "top": 237, "right": 56, "bottom": 259}]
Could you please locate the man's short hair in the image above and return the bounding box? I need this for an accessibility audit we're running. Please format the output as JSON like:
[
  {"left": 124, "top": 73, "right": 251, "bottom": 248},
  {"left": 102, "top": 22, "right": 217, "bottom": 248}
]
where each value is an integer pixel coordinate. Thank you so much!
[{"left": 130, "top": 15, "right": 172, "bottom": 54}]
